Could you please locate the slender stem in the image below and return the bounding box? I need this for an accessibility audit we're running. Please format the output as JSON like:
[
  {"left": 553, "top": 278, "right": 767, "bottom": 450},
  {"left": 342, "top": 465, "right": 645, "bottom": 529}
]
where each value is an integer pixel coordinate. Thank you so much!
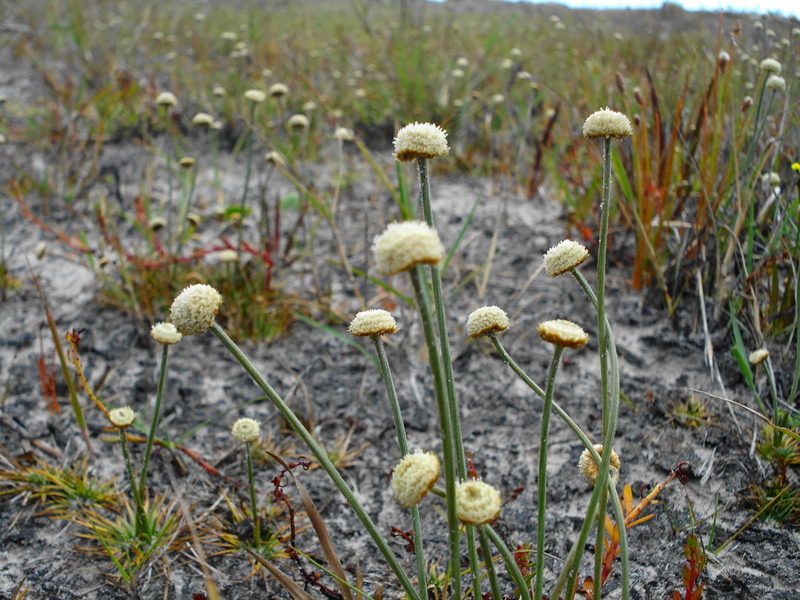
[
  {"left": 490, "top": 336, "right": 545, "bottom": 398},
  {"left": 371, "top": 336, "right": 426, "bottom": 598},
  {"left": 534, "top": 346, "right": 564, "bottom": 600},
  {"left": 210, "top": 323, "right": 421, "bottom": 600},
  {"left": 246, "top": 441, "right": 261, "bottom": 547},
  {"left": 408, "top": 265, "right": 461, "bottom": 600},
  {"left": 483, "top": 524, "right": 532, "bottom": 600},
  {"left": 478, "top": 526, "right": 503, "bottom": 600},
  {"left": 239, "top": 102, "right": 257, "bottom": 251},
  {"left": 466, "top": 527, "right": 481, "bottom": 598},
  {"left": 139, "top": 343, "right": 169, "bottom": 496},
  {"left": 120, "top": 429, "right": 146, "bottom": 538}
]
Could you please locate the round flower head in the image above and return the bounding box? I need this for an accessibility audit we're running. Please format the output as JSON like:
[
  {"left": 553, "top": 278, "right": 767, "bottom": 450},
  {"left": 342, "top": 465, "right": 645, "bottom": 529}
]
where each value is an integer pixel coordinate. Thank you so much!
[
  {"left": 265, "top": 151, "right": 287, "bottom": 166},
  {"left": 269, "top": 83, "right": 289, "bottom": 98},
  {"left": 170, "top": 284, "right": 223, "bottom": 335},
  {"left": 244, "top": 89, "right": 267, "bottom": 103},
  {"left": 231, "top": 418, "right": 260, "bottom": 443},
  {"left": 455, "top": 479, "right": 502, "bottom": 525},
  {"left": 149, "top": 216, "right": 167, "bottom": 231},
  {"left": 212, "top": 86, "right": 227, "bottom": 98},
  {"left": 466, "top": 306, "right": 510, "bottom": 339},
  {"left": 192, "top": 112, "right": 214, "bottom": 127},
  {"left": 582, "top": 108, "right": 633, "bottom": 139},
  {"left": 373, "top": 221, "right": 445, "bottom": 276},
  {"left": 109, "top": 407, "right": 136, "bottom": 429},
  {"left": 759, "top": 58, "right": 782, "bottom": 74},
  {"left": 578, "top": 444, "right": 621, "bottom": 485},
  {"left": 151, "top": 322, "right": 182, "bottom": 345},
  {"left": 748, "top": 348, "right": 769, "bottom": 365},
  {"left": 348, "top": 309, "right": 399, "bottom": 337},
  {"left": 765, "top": 75, "right": 786, "bottom": 93},
  {"left": 391, "top": 451, "right": 440, "bottom": 508},
  {"left": 543, "top": 240, "right": 590, "bottom": 277},
  {"left": 218, "top": 249, "right": 239, "bottom": 263},
  {"left": 761, "top": 172, "right": 781, "bottom": 186},
  {"left": 287, "top": 114, "right": 310, "bottom": 130},
  {"left": 393, "top": 122, "right": 449, "bottom": 162},
  {"left": 334, "top": 127, "right": 354, "bottom": 141},
  {"left": 537, "top": 319, "right": 589, "bottom": 349},
  {"left": 155, "top": 92, "right": 177, "bottom": 107},
  {"left": 178, "top": 157, "right": 196, "bottom": 169}
]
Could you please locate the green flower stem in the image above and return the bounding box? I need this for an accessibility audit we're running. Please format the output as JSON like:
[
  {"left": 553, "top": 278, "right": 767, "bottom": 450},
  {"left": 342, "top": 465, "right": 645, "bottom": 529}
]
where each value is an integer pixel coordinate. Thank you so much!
[
  {"left": 491, "top": 333, "right": 628, "bottom": 599},
  {"left": 467, "top": 527, "right": 481, "bottom": 598},
  {"left": 477, "top": 525, "right": 503, "bottom": 600},
  {"left": 119, "top": 428, "right": 146, "bottom": 537},
  {"left": 483, "top": 524, "right": 532, "bottom": 600},
  {"left": 534, "top": 346, "right": 564, "bottom": 600},
  {"left": 552, "top": 487, "right": 601, "bottom": 600},
  {"left": 408, "top": 265, "right": 461, "bottom": 600},
  {"left": 210, "top": 323, "right": 421, "bottom": 600},
  {"left": 246, "top": 441, "right": 261, "bottom": 547},
  {"left": 174, "top": 164, "right": 197, "bottom": 255},
  {"left": 139, "top": 343, "right": 169, "bottom": 499},
  {"left": 371, "top": 336, "right": 426, "bottom": 599},
  {"left": 238, "top": 102, "right": 257, "bottom": 251}
]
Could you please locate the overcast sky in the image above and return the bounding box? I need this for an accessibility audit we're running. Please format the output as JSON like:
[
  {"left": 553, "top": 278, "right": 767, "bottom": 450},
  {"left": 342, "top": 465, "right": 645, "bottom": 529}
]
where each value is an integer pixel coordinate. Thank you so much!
[{"left": 480, "top": 0, "right": 797, "bottom": 18}]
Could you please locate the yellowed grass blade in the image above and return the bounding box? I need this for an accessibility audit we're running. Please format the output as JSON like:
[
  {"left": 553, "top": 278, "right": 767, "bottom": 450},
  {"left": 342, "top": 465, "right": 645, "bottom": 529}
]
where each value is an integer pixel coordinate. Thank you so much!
[{"left": 247, "top": 550, "right": 315, "bottom": 600}]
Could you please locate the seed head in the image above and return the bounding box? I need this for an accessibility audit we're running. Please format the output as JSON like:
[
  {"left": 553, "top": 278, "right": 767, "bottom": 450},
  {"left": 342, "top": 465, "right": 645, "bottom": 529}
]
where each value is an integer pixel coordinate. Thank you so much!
[
  {"left": 170, "top": 284, "right": 223, "bottom": 335},
  {"left": 759, "top": 58, "right": 782, "bottom": 74},
  {"left": 348, "top": 309, "right": 399, "bottom": 337},
  {"left": 466, "top": 306, "right": 510, "bottom": 339},
  {"left": 231, "top": 418, "right": 260, "bottom": 443},
  {"left": 393, "top": 122, "right": 449, "bottom": 162},
  {"left": 109, "top": 407, "right": 136, "bottom": 429},
  {"left": 537, "top": 319, "right": 589, "bottom": 349},
  {"left": 244, "top": 89, "right": 267, "bottom": 104},
  {"left": 151, "top": 322, "right": 182, "bottom": 345},
  {"left": 748, "top": 348, "right": 769, "bottom": 365},
  {"left": 192, "top": 112, "right": 214, "bottom": 127},
  {"left": 582, "top": 107, "right": 633, "bottom": 139},
  {"left": 391, "top": 451, "right": 440, "bottom": 508},
  {"left": 455, "top": 480, "right": 502, "bottom": 525},
  {"left": 373, "top": 221, "right": 445, "bottom": 276},
  {"left": 765, "top": 74, "right": 786, "bottom": 92},
  {"left": 269, "top": 83, "right": 289, "bottom": 98},
  {"left": 287, "top": 114, "right": 310, "bottom": 130},
  {"left": 578, "top": 444, "right": 620, "bottom": 485},
  {"left": 543, "top": 239, "right": 589, "bottom": 277},
  {"left": 156, "top": 92, "right": 177, "bottom": 108}
]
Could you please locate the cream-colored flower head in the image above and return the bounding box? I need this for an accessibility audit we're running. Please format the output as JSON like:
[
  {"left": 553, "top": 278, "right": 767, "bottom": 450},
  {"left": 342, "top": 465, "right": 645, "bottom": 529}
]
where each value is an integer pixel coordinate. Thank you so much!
[
  {"left": 537, "top": 319, "right": 589, "bottom": 349},
  {"left": 466, "top": 306, "right": 510, "bottom": 339},
  {"left": 765, "top": 74, "right": 786, "bottom": 92},
  {"left": 761, "top": 172, "right": 780, "bottom": 186},
  {"left": 151, "top": 322, "right": 182, "bottom": 345},
  {"left": 149, "top": 216, "right": 167, "bottom": 231},
  {"left": 391, "top": 451, "right": 440, "bottom": 508},
  {"left": 748, "top": 348, "right": 769, "bottom": 365},
  {"left": 244, "top": 89, "right": 267, "bottom": 104},
  {"left": 109, "top": 407, "right": 136, "bottom": 429},
  {"left": 269, "top": 83, "right": 289, "bottom": 98},
  {"left": 334, "top": 127, "right": 354, "bottom": 141},
  {"left": 543, "top": 240, "right": 590, "bottom": 277},
  {"left": 156, "top": 92, "right": 177, "bottom": 107},
  {"left": 265, "top": 151, "right": 287, "bottom": 166},
  {"left": 212, "top": 86, "right": 227, "bottom": 98},
  {"left": 578, "top": 444, "right": 620, "bottom": 485},
  {"left": 231, "top": 418, "right": 260, "bottom": 443},
  {"left": 218, "top": 249, "right": 239, "bottom": 263},
  {"left": 170, "top": 284, "right": 223, "bottom": 335},
  {"left": 287, "top": 114, "right": 310, "bottom": 130},
  {"left": 393, "top": 122, "right": 449, "bottom": 162},
  {"left": 348, "top": 309, "right": 399, "bottom": 337},
  {"left": 178, "top": 157, "right": 196, "bottom": 169},
  {"left": 455, "top": 480, "right": 502, "bottom": 525},
  {"left": 192, "top": 112, "right": 214, "bottom": 127},
  {"left": 582, "top": 108, "right": 633, "bottom": 139},
  {"left": 759, "top": 58, "right": 782, "bottom": 74},
  {"left": 373, "top": 221, "right": 445, "bottom": 276}
]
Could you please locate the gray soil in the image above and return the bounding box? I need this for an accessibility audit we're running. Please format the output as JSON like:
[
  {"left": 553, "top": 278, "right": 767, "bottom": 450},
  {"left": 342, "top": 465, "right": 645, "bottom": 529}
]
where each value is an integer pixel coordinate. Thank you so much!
[{"left": 1, "top": 7, "right": 799, "bottom": 600}]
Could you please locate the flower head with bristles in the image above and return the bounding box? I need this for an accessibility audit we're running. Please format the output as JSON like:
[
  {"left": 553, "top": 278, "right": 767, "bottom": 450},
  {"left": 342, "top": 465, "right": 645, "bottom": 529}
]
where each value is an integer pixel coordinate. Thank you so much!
[
  {"left": 244, "top": 89, "right": 267, "bottom": 103},
  {"left": 155, "top": 92, "right": 177, "bottom": 108},
  {"left": 765, "top": 74, "right": 786, "bottom": 92},
  {"left": 582, "top": 108, "right": 633, "bottom": 139},
  {"left": 393, "top": 122, "right": 449, "bottom": 162},
  {"left": 349, "top": 309, "right": 399, "bottom": 337},
  {"left": 170, "top": 284, "right": 223, "bottom": 335},
  {"left": 543, "top": 240, "right": 589, "bottom": 276},
  {"left": 578, "top": 444, "right": 620, "bottom": 485},
  {"left": 391, "top": 451, "right": 440, "bottom": 508},
  {"left": 373, "top": 221, "right": 445, "bottom": 276},
  {"left": 749, "top": 349, "right": 769, "bottom": 365},
  {"left": 231, "top": 418, "right": 260, "bottom": 443},
  {"left": 287, "top": 114, "right": 310, "bottom": 130},
  {"left": 192, "top": 112, "right": 214, "bottom": 127},
  {"left": 537, "top": 319, "right": 589, "bottom": 349},
  {"left": 109, "top": 407, "right": 136, "bottom": 429},
  {"left": 269, "top": 83, "right": 289, "bottom": 98},
  {"left": 759, "top": 58, "right": 782, "bottom": 74},
  {"left": 151, "top": 322, "right": 182, "bottom": 345},
  {"left": 466, "top": 306, "right": 509, "bottom": 339},
  {"left": 455, "top": 479, "right": 502, "bottom": 525}
]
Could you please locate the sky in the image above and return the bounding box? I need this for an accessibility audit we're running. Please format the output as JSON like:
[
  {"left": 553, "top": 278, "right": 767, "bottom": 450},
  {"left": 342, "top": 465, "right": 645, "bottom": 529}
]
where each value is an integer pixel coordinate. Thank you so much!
[{"left": 474, "top": 0, "right": 798, "bottom": 18}]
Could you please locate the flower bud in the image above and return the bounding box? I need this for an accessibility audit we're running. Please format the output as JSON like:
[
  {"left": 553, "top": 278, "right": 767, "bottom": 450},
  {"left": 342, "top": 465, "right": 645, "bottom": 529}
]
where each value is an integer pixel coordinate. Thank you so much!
[
  {"left": 348, "top": 309, "right": 399, "bottom": 337},
  {"left": 373, "top": 221, "right": 445, "bottom": 276},
  {"left": 391, "top": 451, "right": 440, "bottom": 508},
  {"left": 231, "top": 418, "right": 260, "bottom": 443},
  {"left": 151, "top": 322, "right": 182, "bottom": 345},
  {"left": 537, "top": 319, "right": 589, "bottom": 349},
  {"left": 455, "top": 479, "right": 502, "bottom": 525},
  {"left": 393, "top": 122, "right": 449, "bottom": 162},
  {"left": 169, "top": 284, "right": 223, "bottom": 335},
  {"left": 466, "top": 306, "right": 509, "bottom": 339},
  {"left": 582, "top": 107, "right": 633, "bottom": 139}
]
